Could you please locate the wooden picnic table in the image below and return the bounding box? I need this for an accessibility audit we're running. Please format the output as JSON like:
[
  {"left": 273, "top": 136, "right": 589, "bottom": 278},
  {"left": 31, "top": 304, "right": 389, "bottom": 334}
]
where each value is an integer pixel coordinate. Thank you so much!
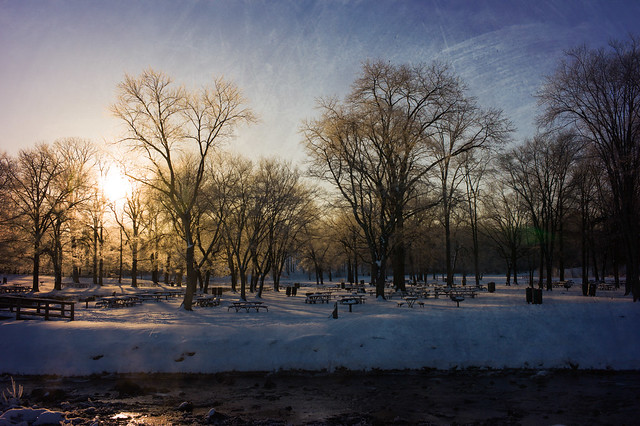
[
  {"left": 0, "top": 295, "right": 75, "bottom": 320},
  {"left": 152, "top": 290, "right": 182, "bottom": 300},
  {"left": 553, "top": 280, "right": 574, "bottom": 289},
  {"left": 305, "top": 293, "right": 332, "bottom": 304},
  {"left": 195, "top": 295, "right": 220, "bottom": 307},
  {"left": 450, "top": 295, "right": 464, "bottom": 307},
  {"left": 397, "top": 296, "right": 418, "bottom": 308},
  {"left": 0, "top": 285, "right": 31, "bottom": 294},
  {"left": 63, "top": 282, "right": 90, "bottom": 289},
  {"left": 339, "top": 294, "right": 366, "bottom": 312},
  {"left": 227, "top": 301, "right": 269, "bottom": 312},
  {"left": 598, "top": 282, "right": 617, "bottom": 291},
  {"left": 95, "top": 295, "right": 141, "bottom": 308},
  {"left": 134, "top": 293, "right": 164, "bottom": 302}
]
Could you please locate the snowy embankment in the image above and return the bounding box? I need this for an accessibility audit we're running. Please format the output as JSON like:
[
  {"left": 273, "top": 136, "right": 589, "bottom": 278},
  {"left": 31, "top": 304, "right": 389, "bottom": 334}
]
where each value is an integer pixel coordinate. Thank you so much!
[{"left": 1, "top": 275, "right": 639, "bottom": 376}]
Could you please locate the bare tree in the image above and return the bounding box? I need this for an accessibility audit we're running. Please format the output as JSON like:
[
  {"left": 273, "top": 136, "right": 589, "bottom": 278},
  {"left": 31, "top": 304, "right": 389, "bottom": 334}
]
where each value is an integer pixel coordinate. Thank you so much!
[
  {"left": 432, "top": 98, "right": 512, "bottom": 287},
  {"left": 538, "top": 37, "right": 640, "bottom": 299},
  {"left": 501, "top": 132, "right": 580, "bottom": 289},
  {"left": 303, "top": 60, "right": 463, "bottom": 297},
  {"left": 7, "top": 143, "right": 72, "bottom": 291},
  {"left": 112, "top": 69, "right": 255, "bottom": 309},
  {"left": 461, "top": 150, "right": 491, "bottom": 287},
  {"left": 214, "top": 154, "right": 256, "bottom": 300},
  {"left": 483, "top": 183, "right": 528, "bottom": 285},
  {"left": 0, "top": 152, "right": 23, "bottom": 271},
  {"left": 110, "top": 182, "right": 147, "bottom": 288},
  {"left": 47, "top": 139, "right": 95, "bottom": 290}
]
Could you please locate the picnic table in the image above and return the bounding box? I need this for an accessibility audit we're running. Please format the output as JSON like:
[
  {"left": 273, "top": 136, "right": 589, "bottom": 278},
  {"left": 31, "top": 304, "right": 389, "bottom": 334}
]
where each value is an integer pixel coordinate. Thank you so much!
[
  {"left": 305, "top": 293, "right": 332, "bottom": 304},
  {"left": 397, "top": 296, "right": 418, "bottom": 308},
  {"left": 134, "top": 292, "right": 164, "bottom": 302},
  {"left": 0, "top": 285, "right": 31, "bottom": 294},
  {"left": 227, "top": 301, "right": 269, "bottom": 312},
  {"left": 339, "top": 294, "right": 366, "bottom": 312},
  {"left": 95, "top": 295, "right": 141, "bottom": 308},
  {"left": 63, "top": 282, "right": 90, "bottom": 289},
  {"left": 195, "top": 295, "right": 220, "bottom": 307},
  {"left": 450, "top": 295, "right": 464, "bottom": 307},
  {"left": 153, "top": 290, "right": 182, "bottom": 299},
  {"left": 553, "top": 280, "right": 574, "bottom": 289},
  {"left": 0, "top": 295, "right": 75, "bottom": 320}
]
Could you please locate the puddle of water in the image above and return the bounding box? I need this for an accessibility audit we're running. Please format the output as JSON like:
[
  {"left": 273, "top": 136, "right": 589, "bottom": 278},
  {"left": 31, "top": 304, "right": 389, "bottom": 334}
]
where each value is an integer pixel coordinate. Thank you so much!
[{"left": 111, "top": 411, "right": 147, "bottom": 423}]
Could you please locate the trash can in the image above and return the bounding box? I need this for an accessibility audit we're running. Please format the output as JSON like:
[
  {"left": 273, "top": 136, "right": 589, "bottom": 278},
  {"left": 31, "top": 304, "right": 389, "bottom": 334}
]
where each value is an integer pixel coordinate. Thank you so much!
[
  {"left": 533, "top": 288, "right": 543, "bottom": 304},
  {"left": 286, "top": 286, "right": 292, "bottom": 296},
  {"left": 488, "top": 282, "right": 496, "bottom": 293},
  {"left": 526, "top": 287, "right": 533, "bottom": 304}
]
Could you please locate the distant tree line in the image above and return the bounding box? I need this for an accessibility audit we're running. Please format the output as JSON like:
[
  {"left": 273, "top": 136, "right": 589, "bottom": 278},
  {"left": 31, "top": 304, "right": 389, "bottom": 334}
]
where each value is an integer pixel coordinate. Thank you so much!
[{"left": 1, "top": 36, "right": 638, "bottom": 306}]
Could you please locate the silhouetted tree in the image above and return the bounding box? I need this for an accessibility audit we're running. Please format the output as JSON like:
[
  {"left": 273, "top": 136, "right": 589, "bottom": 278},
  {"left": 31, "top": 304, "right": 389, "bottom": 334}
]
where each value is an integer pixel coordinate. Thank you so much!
[
  {"left": 539, "top": 36, "right": 640, "bottom": 300},
  {"left": 112, "top": 69, "right": 255, "bottom": 309}
]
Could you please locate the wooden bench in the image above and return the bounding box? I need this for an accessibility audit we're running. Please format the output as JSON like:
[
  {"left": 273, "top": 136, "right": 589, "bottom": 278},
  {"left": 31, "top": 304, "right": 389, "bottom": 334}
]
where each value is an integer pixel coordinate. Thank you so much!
[{"left": 0, "top": 295, "right": 75, "bottom": 321}]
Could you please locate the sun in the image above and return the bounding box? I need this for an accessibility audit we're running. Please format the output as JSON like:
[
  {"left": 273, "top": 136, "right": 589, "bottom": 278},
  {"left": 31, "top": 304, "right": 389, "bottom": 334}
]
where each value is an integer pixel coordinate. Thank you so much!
[{"left": 100, "top": 167, "right": 131, "bottom": 202}]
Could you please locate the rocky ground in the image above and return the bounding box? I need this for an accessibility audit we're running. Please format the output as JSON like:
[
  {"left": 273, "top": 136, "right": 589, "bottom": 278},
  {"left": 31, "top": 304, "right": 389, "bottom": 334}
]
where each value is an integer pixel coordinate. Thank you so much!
[{"left": 2, "top": 369, "right": 639, "bottom": 425}]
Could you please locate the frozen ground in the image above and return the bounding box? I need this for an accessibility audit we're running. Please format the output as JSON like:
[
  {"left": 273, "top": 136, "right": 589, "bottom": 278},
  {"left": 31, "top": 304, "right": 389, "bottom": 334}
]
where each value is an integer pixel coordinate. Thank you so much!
[{"left": 1, "top": 274, "right": 639, "bottom": 376}]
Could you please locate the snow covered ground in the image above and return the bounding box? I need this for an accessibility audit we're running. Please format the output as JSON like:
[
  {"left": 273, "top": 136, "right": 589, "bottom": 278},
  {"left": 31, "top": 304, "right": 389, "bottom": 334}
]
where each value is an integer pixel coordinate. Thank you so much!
[{"left": 1, "top": 275, "right": 639, "bottom": 376}]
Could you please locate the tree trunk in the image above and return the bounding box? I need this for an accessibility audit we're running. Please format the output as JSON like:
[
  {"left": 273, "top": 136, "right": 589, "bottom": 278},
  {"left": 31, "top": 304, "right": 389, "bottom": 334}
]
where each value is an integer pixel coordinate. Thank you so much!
[
  {"left": 131, "top": 239, "right": 138, "bottom": 288},
  {"left": 239, "top": 267, "right": 247, "bottom": 301},
  {"left": 32, "top": 234, "right": 42, "bottom": 292},
  {"left": 392, "top": 242, "right": 406, "bottom": 291},
  {"left": 164, "top": 252, "right": 171, "bottom": 284},
  {"left": 183, "top": 212, "right": 196, "bottom": 310},
  {"left": 118, "top": 229, "right": 123, "bottom": 284},
  {"left": 373, "top": 259, "right": 386, "bottom": 299},
  {"left": 53, "top": 237, "right": 63, "bottom": 291},
  {"left": 98, "top": 224, "right": 104, "bottom": 286},
  {"left": 72, "top": 236, "right": 80, "bottom": 283},
  {"left": 92, "top": 224, "right": 98, "bottom": 285},
  {"left": 204, "top": 270, "right": 211, "bottom": 294},
  {"left": 444, "top": 197, "right": 453, "bottom": 287},
  {"left": 558, "top": 204, "right": 565, "bottom": 281}
]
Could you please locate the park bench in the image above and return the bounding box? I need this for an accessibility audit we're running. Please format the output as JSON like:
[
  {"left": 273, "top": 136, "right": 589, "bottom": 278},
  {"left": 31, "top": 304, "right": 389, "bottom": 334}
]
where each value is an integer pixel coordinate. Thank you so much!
[{"left": 0, "top": 295, "right": 75, "bottom": 321}]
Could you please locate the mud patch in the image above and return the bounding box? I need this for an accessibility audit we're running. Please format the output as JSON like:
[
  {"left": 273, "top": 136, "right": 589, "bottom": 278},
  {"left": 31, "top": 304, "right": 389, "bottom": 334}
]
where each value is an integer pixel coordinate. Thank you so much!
[{"left": 2, "top": 370, "right": 639, "bottom": 425}]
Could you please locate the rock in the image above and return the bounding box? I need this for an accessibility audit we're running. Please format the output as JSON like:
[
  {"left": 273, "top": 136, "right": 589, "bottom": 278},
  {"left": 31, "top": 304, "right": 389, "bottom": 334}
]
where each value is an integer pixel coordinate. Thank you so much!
[
  {"left": 177, "top": 401, "right": 193, "bottom": 412},
  {"left": 205, "top": 408, "right": 216, "bottom": 421},
  {"left": 205, "top": 407, "right": 229, "bottom": 424}
]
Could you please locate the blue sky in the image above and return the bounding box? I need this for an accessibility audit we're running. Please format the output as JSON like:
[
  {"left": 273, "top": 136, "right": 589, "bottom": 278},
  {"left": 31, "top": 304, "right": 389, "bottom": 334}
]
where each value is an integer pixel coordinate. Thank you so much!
[{"left": 1, "top": 0, "right": 638, "bottom": 163}]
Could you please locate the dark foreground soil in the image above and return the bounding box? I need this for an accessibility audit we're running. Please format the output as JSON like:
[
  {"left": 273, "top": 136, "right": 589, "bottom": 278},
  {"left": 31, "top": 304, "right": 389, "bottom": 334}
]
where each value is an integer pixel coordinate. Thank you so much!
[{"left": 2, "top": 369, "right": 639, "bottom": 425}]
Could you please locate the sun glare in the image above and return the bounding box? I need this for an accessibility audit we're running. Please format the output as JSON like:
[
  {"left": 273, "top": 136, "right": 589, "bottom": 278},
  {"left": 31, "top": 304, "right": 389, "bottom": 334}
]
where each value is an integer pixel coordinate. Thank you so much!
[{"left": 101, "top": 168, "right": 131, "bottom": 202}]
